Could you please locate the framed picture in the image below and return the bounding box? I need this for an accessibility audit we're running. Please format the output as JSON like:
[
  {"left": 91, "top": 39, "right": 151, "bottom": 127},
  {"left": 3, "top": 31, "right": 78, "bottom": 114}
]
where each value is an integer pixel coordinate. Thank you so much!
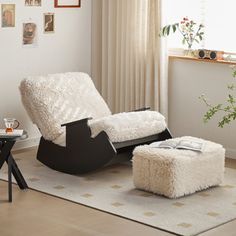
[
  {"left": 25, "top": 0, "right": 41, "bottom": 7},
  {"left": 23, "top": 22, "right": 37, "bottom": 46},
  {"left": 54, "top": 0, "right": 81, "bottom": 8},
  {"left": 44, "top": 13, "right": 55, "bottom": 33},
  {"left": 1, "top": 4, "right": 15, "bottom": 27}
]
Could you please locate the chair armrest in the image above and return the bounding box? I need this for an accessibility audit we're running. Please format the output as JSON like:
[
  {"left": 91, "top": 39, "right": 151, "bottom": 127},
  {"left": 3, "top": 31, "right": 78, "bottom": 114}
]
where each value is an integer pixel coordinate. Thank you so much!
[
  {"left": 61, "top": 117, "right": 93, "bottom": 147},
  {"left": 133, "top": 107, "right": 150, "bottom": 112},
  {"left": 61, "top": 117, "right": 92, "bottom": 127}
]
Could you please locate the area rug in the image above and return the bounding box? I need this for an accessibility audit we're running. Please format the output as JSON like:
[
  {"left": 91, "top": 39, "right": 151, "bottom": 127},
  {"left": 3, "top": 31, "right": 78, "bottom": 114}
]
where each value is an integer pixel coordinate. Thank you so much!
[{"left": 1, "top": 150, "right": 236, "bottom": 236}]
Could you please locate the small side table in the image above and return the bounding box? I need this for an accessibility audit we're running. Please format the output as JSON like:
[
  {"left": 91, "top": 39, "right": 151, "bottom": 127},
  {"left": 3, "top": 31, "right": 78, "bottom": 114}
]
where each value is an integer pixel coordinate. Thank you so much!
[{"left": 0, "top": 131, "right": 28, "bottom": 202}]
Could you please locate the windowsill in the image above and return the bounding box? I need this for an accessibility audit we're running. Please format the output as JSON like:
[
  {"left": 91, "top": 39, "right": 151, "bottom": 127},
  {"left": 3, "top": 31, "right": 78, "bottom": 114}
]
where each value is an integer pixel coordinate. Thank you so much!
[{"left": 169, "top": 55, "right": 236, "bottom": 66}]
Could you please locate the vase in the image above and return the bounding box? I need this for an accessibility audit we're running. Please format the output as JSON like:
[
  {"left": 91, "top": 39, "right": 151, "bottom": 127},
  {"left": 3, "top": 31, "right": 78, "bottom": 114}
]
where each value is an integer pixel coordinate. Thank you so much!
[{"left": 184, "top": 48, "right": 195, "bottom": 57}]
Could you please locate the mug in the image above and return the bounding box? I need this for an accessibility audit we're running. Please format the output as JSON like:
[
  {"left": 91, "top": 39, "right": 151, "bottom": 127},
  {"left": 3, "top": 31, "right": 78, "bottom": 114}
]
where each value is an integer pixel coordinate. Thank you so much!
[{"left": 4, "top": 118, "right": 20, "bottom": 133}]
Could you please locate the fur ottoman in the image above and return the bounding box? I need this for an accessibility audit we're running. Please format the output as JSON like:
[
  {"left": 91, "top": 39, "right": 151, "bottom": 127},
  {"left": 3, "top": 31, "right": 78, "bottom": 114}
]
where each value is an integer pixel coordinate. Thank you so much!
[{"left": 133, "top": 136, "right": 225, "bottom": 198}]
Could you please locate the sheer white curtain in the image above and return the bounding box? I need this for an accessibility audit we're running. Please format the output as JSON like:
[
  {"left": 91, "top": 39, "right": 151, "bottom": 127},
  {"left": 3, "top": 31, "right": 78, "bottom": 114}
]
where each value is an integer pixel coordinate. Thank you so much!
[{"left": 92, "top": 0, "right": 168, "bottom": 118}]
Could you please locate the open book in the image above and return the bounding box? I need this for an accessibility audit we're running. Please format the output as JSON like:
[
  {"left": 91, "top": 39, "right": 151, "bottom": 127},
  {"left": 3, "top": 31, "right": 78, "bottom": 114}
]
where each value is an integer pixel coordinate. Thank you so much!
[{"left": 150, "top": 139, "right": 204, "bottom": 152}]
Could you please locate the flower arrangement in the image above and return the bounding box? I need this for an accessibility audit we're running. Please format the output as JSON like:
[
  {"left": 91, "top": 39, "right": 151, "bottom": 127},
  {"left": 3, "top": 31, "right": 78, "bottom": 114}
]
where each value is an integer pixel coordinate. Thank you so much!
[
  {"left": 200, "top": 66, "right": 236, "bottom": 127},
  {"left": 160, "top": 17, "right": 204, "bottom": 50}
]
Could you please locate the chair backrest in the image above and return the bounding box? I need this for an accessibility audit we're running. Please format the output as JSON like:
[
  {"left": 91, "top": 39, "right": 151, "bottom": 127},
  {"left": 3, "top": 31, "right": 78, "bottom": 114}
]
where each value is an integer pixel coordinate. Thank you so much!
[{"left": 19, "top": 72, "right": 111, "bottom": 141}]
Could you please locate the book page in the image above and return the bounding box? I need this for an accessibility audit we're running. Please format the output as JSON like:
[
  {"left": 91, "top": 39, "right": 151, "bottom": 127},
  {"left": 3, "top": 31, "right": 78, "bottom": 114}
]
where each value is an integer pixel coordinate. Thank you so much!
[
  {"left": 157, "top": 140, "right": 178, "bottom": 149},
  {"left": 177, "top": 140, "right": 203, "bottom": 152}
]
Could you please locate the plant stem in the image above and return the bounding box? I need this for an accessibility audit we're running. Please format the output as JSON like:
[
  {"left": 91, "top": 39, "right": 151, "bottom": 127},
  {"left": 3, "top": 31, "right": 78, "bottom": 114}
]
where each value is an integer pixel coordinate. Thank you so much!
[
  {"left": 177, "top": 26, "right": 192, "bottom": 49},
  {"left": 192, "top": 26, "right": 202, "bottom": 45},
  {"left": 201, "top": 96, "right": 234, "bottom": 113}
]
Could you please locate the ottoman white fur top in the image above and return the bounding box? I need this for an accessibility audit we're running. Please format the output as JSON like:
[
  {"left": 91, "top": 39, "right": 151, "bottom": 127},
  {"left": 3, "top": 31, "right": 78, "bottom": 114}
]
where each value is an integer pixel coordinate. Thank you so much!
[{"left": 133, "top": 136, "right": 225, "bottom": 198}]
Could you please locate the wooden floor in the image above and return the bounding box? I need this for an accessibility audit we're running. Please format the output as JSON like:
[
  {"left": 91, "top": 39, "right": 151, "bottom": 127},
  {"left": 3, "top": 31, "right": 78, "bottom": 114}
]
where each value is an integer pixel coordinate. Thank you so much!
[{"left": 0, "top": 148, "right": 236, "bottom": 236}]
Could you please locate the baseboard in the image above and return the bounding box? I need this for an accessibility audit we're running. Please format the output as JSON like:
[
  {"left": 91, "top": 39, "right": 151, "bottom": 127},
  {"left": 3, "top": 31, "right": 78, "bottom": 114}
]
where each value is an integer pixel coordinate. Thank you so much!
[
  {"left": 226, "top": 148, "right": 236, "bottom": 160},
  {"left": 13, "top": 136, "right": 40, "bottom": 151}
]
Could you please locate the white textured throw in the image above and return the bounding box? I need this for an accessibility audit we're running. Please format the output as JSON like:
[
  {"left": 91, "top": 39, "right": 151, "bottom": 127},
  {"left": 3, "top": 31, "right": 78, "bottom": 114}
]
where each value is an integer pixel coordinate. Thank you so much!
[{"left": 133, "top": 136, "right": 225, "bottom": 198}]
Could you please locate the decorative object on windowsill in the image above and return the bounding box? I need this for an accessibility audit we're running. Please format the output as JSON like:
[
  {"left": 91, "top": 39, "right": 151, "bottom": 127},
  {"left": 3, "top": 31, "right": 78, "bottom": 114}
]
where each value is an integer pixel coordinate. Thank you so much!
[
  {"left": 160, "top": 17, "right": 204, "bottom": 57},
  {"left": 200, "top": 66, "right": 236, "bottom": 127},
  {"left": 198, "top": 49, "right": 224, "bottom": 60}
]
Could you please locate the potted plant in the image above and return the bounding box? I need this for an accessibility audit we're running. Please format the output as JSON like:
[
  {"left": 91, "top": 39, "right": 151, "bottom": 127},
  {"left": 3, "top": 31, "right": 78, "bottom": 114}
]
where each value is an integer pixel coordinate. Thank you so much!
[{"left": 160, "top": 17, "right": 204, "bottom": 56}]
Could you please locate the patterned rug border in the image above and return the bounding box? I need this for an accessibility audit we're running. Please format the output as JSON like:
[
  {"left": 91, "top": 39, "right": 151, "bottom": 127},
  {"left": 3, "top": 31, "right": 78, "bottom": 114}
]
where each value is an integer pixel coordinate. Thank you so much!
[
  {"left": 0, "top": 179, "right": 180, "bottom": 236},
  {"left": 1, "top": 178, "right": 236, "bottom": 236}
]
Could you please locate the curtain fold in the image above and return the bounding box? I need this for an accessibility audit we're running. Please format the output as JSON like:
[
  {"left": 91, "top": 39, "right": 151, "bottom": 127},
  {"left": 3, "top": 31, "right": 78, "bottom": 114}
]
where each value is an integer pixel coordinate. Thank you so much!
[{"left": 92, "top": 0, "right": 168, "bottom": 119}]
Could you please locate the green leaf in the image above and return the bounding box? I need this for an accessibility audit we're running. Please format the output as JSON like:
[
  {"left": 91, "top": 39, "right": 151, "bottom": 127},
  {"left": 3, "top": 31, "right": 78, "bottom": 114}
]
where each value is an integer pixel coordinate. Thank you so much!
[
  {"left": 233, "top": 113, "right": 236, "bottom": 120},
  {"left": 166, "top": 25, "right": 171, "bottom": 35},
  {"left": 224, "top": 106, "right": 231, "bottom": 111},
  {"left": 233, "top": 70, "right": 236, "bottom": 78},
  {"left": 228, "top": 84, "right": 235, "bottom": 90},
  {"left": 160, "top": 27, "right": 166, "bottom": 36},
  {"left": 159, "top": 26, "right": 166, "bottom": 36},
  {"left": 228, "top": 94, "right": 236, "bottom": 104},
  {"left": 218, "top": 115, "right": 232, "bottom": 127},
  {"left": 160, "top": 23, "right": 179, "bottom": 37},
  {"left": 172, "top": 24, "right": 177, "bottom": 33}
]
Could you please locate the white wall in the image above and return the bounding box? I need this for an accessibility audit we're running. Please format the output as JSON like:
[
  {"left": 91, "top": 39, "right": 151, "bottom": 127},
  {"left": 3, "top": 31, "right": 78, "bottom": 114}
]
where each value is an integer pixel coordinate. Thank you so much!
[
  {"left": 169, "top": 58, "right": 236, "bottom": 158},
  {"left": 0, "top": 0, "right": 91, "bottom": 149}
]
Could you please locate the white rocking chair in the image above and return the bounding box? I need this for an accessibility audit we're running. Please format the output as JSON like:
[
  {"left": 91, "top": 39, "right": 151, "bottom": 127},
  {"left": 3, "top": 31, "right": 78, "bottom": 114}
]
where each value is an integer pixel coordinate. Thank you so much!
[{"left": 19, "top": 72, "right": 171, "bottom": 174}]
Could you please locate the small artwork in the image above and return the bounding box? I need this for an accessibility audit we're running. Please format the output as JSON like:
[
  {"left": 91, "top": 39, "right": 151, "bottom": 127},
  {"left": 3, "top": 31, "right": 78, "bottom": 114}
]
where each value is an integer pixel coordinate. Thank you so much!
[
  {"left": 44, "top": 13, "right": 55, "bottom": 33},
  {"left": 55, "top": 0, "right": 80, "bottom": 8},
  {"left": 25, "top": 0, "right": 41, "bottom": 6},
  {"left": 23, "top": 23, "right": 37, "bottom": 46},
  {"left": 1, "top": 4, "right": 15, "bottom": 28}
]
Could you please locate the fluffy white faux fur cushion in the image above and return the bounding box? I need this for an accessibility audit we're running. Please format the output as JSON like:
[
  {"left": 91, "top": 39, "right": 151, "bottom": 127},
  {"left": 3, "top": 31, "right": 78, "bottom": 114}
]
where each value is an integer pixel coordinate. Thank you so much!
[
  {"left": 53, "top": 110, "right": 166, "bottom": 145},
  {"left": 19, "top": 72, "right": 111, "bottom": 141},
  {"left": 89, "top": 111, "right": 166, "bottom": 142},
  {"left": 133, "top": 136, "right": 225, "bottom": 198}
]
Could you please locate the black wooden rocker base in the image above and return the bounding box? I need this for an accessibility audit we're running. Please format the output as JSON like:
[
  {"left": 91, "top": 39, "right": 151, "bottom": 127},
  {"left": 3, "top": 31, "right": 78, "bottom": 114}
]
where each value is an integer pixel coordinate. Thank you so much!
[{"left": 37, "top": 117, "right": 172, "bottom": 175}]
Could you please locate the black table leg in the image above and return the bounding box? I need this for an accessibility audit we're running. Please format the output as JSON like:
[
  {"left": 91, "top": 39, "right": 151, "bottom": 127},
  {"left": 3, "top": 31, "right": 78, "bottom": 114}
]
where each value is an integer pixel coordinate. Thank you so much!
[
  {"left": 9, "top": 155, "right": 28, "bottom": 190},
  {"left": 0, "top": 141, "right": 15, "bottom": 169},
  {"left": 0, "top": 140, "right": 28, "bottom": 191},
  {"left": 0, "top": 131, "right": 29, "bottom": 202},
  {"left": 8, "top": 154, "right": 12, "bottom": 202}
]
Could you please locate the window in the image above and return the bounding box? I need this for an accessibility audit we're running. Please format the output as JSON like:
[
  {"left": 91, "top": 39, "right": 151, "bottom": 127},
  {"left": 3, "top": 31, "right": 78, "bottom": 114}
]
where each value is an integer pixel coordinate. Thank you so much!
[{"left": 163, "top": 0, "right": 236, "bottom": 53}]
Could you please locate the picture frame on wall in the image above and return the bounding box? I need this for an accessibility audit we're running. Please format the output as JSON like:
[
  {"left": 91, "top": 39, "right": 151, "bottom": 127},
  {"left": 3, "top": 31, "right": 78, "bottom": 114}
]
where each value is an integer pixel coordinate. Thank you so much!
[
  {"left": 23, "top": 22, "right": 37, "bottom": 47},
  {"left": 44, "top": 13, "right": 55, "bottom": 33},
  {"left": 25, "top": 0, "right": 41, "bottom": 7},
  {"left": 54, "top": 0, "right": 81, "bottom": 8},
  {"left": 1, "top": 4, "right": 15, "bottom": 28}
]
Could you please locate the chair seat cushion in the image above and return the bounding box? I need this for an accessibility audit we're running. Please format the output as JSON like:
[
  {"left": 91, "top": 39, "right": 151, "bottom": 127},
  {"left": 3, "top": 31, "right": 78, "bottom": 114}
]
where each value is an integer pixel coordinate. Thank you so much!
[
  {"left": 53, "top": 111, "right": 166, "bottom": 146},
  {"left": 89, "top": 111, "right": 166, "bottom": 143}
]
